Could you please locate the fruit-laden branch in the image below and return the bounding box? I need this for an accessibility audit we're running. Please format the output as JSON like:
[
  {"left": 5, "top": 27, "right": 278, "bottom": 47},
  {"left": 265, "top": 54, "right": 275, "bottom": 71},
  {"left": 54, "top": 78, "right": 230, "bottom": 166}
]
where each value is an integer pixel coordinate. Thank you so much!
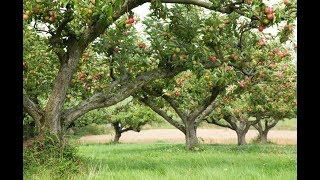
[
  {"left": 62, "top": 68, "right": 182, "bottom": 127},
  {"left": 139, "top": 95, "right": 186, "bottom": 134},
  {"left": 205, "top": 42, "right": 254, "bottom": 76},
  {"left": 188, "top": 86, "right": 222, "bottom": 121},
  {"left": 23, "top": 89, "right": 44, "bottom": 130},
  {"left": 162, "top": 95, "right": 188, "bottom": 122},
  {"left": 82, "top": 0, "right": 145, "bottom": 46}
]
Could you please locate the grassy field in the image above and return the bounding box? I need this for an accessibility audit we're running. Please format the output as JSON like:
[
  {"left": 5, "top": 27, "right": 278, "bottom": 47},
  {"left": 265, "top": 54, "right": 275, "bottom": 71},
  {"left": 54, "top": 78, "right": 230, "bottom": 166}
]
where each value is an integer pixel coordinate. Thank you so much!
[{"left": 25, "top": 143, "right": 296, "bottom": 180}]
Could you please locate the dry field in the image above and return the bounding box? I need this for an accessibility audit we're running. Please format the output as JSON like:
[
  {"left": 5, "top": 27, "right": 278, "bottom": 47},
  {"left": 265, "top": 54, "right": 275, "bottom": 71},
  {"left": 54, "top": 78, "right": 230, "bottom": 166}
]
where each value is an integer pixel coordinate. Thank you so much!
[{"left": 79, "top": 129, "right": 296, "bottom": 145}]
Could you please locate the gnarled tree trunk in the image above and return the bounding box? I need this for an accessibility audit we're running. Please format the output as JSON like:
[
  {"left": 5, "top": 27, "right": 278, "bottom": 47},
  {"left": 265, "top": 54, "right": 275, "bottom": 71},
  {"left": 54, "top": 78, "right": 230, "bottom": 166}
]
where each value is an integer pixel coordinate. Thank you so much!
[
  {"left": 44, "top": 42, "right": 84, "bottom": 134},
  {"left": 235, "top": 121, "right": 251, "bottom": 145},
  {"left": 253, "top": 119, "right": 278, "bottom": 144},
  {"left": 185, "top": 121, "right": 198, "bottom": 150},
  {"left": 236, "top": 130, "right": 248, "bottom": 145},
  {"left": 259, "top": 130, "right": 269, "bottom": 144}
]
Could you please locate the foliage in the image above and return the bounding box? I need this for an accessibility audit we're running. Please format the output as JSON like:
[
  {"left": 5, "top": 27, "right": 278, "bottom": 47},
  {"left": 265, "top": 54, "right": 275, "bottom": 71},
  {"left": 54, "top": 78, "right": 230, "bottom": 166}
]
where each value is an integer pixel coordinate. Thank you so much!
[{"left": 23, "top": 133, "right": 82, "bottom": 179}]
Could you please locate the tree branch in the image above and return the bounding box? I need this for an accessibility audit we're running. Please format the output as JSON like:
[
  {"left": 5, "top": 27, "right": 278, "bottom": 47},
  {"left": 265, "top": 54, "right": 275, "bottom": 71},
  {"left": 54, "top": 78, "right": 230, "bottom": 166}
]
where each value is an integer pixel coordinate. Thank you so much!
[
  {"left": 195, "top": 99, "right": 220, "bottom": 126},
  {"left": 162, "top": 94, "right": 188, "bottom": 122},
  {"left": 188, "top": 86, "right": 222, "bottom": 121},
  {"left": 266, "top": 119, "right": 279, "bottom": 130},
  {"left": 205, "top": 118, "right": 234, "bottom": 130},
  {"left": 139, "top": 96, "right": 186, "bottom": 134},
  {"left": 120, "top": 127, "right": 134, "bottom": 133},
  {"left": 23, "top": 89, "right": 44, "bottom": 130},
  {"left": 62, "top": 68, "right": 182, "bottom": 126}
]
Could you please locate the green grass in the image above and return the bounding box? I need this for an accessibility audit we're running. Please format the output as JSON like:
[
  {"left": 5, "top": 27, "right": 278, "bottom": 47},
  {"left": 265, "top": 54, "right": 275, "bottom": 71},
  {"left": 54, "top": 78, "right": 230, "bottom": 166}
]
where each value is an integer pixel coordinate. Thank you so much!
[{"left": 25, "top": 143, "right": 296, "bottom": 179}]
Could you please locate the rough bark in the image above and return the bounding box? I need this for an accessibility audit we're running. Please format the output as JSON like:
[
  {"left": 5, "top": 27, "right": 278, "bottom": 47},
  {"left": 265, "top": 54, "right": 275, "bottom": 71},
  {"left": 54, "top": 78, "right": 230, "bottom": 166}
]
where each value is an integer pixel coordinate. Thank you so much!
[
  {"left": 44, "top": 39, "right": 85, "bottom": 133},
  {"left": 185, "top": 120, "right": 198, "bottom": 150},
  {"left": 23, "top": 90, "right": 44, "bottom": 133},
  {"left": 236, "top": 130, "right": 247, "bottom": 145},
  {"left": 259, "top": 130, "right": 268, "bottom": 144}
]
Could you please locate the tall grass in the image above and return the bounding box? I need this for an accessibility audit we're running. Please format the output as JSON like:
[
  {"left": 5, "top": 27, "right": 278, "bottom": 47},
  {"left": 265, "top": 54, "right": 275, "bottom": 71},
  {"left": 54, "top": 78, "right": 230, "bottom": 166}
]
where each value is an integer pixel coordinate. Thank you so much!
[{"left": 25, "top": 143, "right": 296, "bottom": 179}]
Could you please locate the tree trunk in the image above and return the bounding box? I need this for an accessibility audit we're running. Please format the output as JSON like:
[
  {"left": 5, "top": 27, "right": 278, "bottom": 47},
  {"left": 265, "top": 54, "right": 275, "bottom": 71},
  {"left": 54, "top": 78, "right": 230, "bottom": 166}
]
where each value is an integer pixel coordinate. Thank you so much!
[
  {"left": 236, "top": 130, "right": 247, "bottom": 145},
  {"left": 259, "top": 130, "right": 269, "bottom": 144},
  {"left": 114, "top": 132, "right": 121, "bottom": 143},
  {"left": 112, "top": 122, "right": 122, "bottom": 143},
  {"left": 44, "top": 43, "right": 83, "bottom": 134},
  {"left": 185, "top": 121, "right": 198, "bottom": 150}
]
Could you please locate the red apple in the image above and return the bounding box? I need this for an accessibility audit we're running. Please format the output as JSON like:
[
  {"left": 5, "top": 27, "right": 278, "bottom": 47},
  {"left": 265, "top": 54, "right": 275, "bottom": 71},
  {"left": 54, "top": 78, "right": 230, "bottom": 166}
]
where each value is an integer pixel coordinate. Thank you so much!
[
  {"left": 258, "top": 40, "right": 266, "bottom": 46},
  {"left": 264, "top": 7, "right": 271, "bottom": 14},
  {"left": 277, "top": 73, "right": 284, "bottom": 78},
  {"left": 210, "top": 56, "right": 217, "bottom": 62},
  {"left": 175, "top": 89, "right": 181, "bottom": 96},
  {"left": 267, "top": 13, "right": 274, "bottom": 20},
  {"left": 128, "top": 18, "right": 135, "bottom": 23},
  {"left": 79, "top": 72, "right": 85, "bottom": 78},
  {"left": 91, "top": 0, "right": 95, "bottom": 4},
  {"left": 247, "top": 0, "right": 252, "bottom": 5},
  {"left": 239, "top": 81, "right": 245, "bottom": 87},
  {"left": 284, "top": 0, "right": 290, "bottom": 6},
  {"left": 258, "top": 25, "right": 264, "bottom": 32}
]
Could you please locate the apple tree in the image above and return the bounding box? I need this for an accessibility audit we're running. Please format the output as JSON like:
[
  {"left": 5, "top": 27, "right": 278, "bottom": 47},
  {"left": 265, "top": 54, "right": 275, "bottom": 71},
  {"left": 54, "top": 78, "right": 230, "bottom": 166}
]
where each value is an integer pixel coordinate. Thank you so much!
[
  {"left": 105, "top": 98, "right": 162, "bottom": 142},
  {"left": 23, "top": 0, "right": 296, "bottom": 138},
  {"left": 205, "top": 37, "right": 296, "bottom": 145},
  {"left": 249, "top": 62, "right": 296, "bottom": 143}
]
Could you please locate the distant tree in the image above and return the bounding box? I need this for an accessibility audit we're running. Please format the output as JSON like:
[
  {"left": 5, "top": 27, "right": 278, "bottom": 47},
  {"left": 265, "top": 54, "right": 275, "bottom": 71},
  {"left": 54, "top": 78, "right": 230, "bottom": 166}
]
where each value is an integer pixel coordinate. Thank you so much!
[{"left": 106, "top": 98, "right": 162, "bottom": 143}]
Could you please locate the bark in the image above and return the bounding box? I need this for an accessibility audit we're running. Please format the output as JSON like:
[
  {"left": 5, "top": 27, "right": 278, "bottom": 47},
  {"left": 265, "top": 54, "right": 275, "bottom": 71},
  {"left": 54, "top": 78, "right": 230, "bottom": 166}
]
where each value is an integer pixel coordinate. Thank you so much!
[
  {"left": 253, "top": 119, "right": 278, "bottom": 143},
  {"left": 114, "top": 131, "right": 121, "bottom": 143},
  {"left": 44, "top": 39, "right": 85, "bottom": 134},
  {"left": 23, "top": 90, "right": 44, "bottom": 133},
  {"left": 259, "top": 130, "right": 268, "bottom": 144},
  {"left": 236, "top": 130, "right": 247, "bottom": 145},
  {"left": 112, "top": 122, "right": 122, "bottom": 143},
  {"left": 185, "top": 120, "right": 198, "bottom": 150}
]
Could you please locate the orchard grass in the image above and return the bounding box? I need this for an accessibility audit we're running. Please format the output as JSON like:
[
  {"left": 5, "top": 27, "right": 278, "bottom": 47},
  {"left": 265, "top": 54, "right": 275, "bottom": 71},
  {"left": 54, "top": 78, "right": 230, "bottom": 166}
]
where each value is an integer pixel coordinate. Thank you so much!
[{"left": 24, "top": 143, "right": 296, "bottom": 180}]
